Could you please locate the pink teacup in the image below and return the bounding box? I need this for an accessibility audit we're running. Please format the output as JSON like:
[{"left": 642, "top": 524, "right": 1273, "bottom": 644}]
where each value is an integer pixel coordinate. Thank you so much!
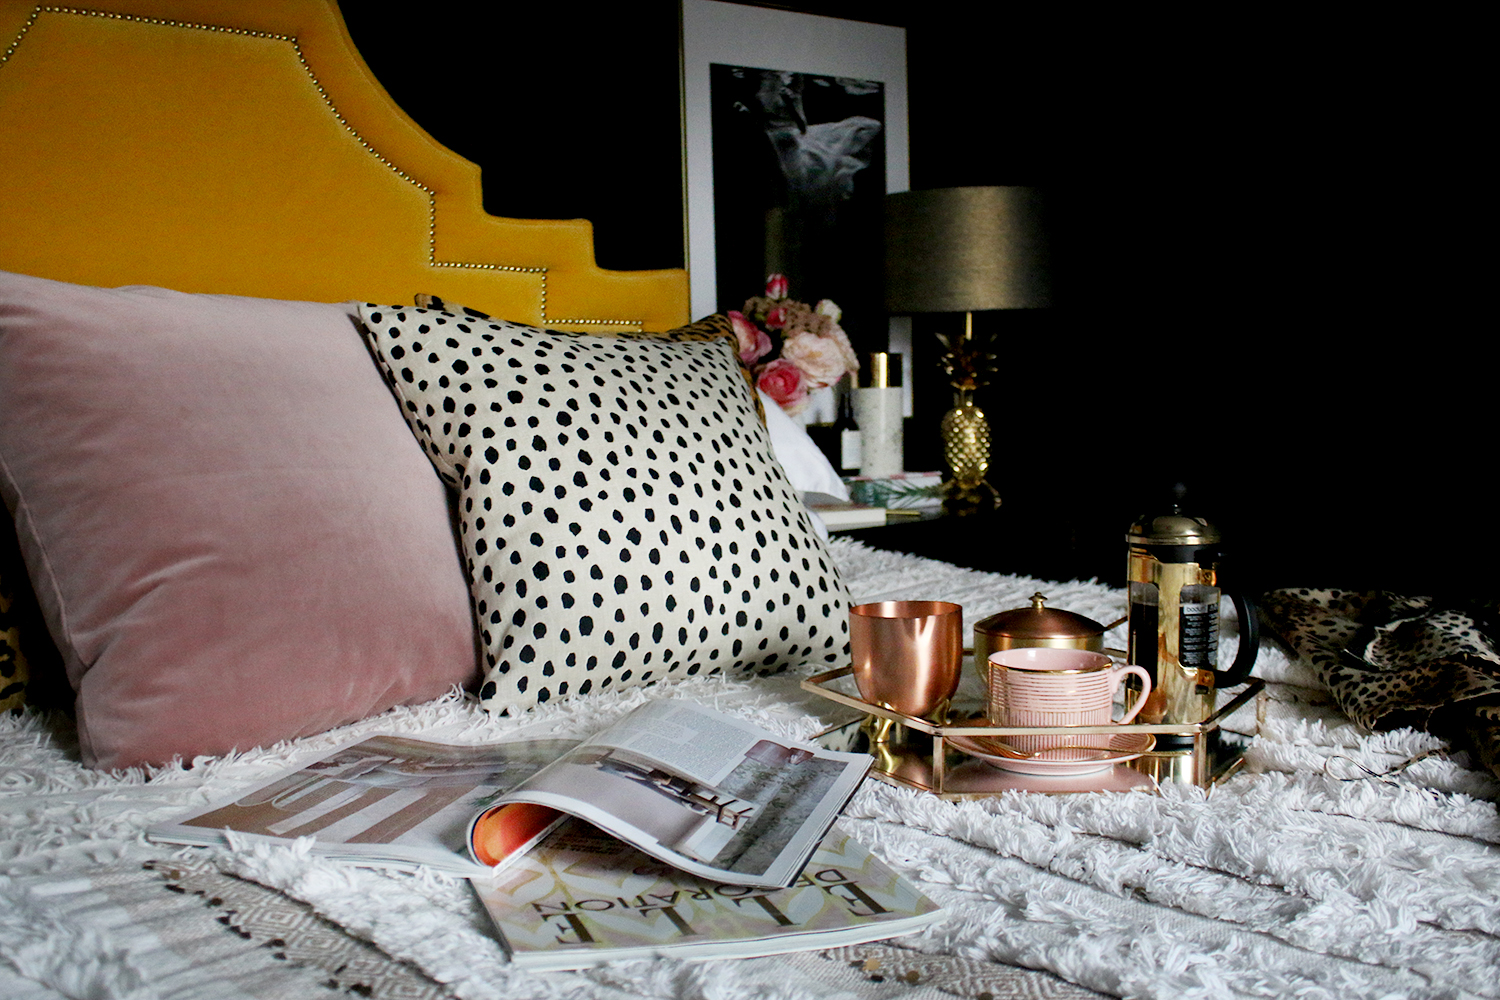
[{"left": 987, "top": 647, "right": 1151, "bottom": 757}]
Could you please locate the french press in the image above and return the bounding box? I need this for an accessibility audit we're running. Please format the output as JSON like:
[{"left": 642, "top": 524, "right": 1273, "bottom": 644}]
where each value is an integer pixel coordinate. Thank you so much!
[{"left": 1125, "top": 488, "right": 1257, "bottom": 749}]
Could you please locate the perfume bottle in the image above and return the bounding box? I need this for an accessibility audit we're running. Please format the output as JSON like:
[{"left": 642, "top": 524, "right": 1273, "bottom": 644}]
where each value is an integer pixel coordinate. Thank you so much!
[{"left": 834, "top": 389, "right": 861, "bottom": 475}]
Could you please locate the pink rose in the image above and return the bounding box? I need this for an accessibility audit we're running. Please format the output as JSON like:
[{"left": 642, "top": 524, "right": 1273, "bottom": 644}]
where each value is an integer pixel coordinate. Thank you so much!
[
  {"left": 764, "top": 273, "right": 789, "bottom": 300},
  {"left": 728, "top": 310, "right": 772, "bottom": 364},
  {"left": 756, "top": 358, "right": 808, "bottom": 414},
  {"left": 764, "top": 305, "right": 789, "bottom": 330},
  {"left": 781, "top": 331, "right": 853, "bottom": 389}
]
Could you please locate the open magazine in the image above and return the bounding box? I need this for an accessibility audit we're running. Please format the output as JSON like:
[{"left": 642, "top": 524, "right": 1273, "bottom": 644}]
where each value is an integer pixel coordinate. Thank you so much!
[
  {"left": 476, "top": 816, "right": 943, "bottom": 970},
  {"left": 150, "top": 699, "right": 871, "bottom": 888}
]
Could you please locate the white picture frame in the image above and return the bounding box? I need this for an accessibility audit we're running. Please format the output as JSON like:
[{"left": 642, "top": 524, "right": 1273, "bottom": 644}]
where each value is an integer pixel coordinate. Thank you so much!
[{"left": 681, "top": 0, "right": 909, "bottom": 322}]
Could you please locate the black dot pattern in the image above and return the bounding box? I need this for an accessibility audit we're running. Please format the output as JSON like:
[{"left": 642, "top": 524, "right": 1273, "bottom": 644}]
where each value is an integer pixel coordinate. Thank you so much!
[{"left": 357, "top": 304, "right": 851, "bottom": 715}]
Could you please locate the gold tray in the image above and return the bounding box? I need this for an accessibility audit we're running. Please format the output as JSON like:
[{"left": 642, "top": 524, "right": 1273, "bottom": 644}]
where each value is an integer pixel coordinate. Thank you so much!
[{"left": 802, "top": 666, "right": 1265, "bottom": 799}]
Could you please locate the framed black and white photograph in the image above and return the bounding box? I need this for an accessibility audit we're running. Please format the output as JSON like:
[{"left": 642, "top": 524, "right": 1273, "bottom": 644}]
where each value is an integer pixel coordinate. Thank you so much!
[{"left": 682, "top": 0, "right": 908, "bottom": 336}]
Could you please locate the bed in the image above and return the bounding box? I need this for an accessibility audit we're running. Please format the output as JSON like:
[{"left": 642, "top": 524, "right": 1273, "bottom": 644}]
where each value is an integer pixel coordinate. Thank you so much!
[{"left": 3, "top": 3, "right": 1496, "bottom": 999}]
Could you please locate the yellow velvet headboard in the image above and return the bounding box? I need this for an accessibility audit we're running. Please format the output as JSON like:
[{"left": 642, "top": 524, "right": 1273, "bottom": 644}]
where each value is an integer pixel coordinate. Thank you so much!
[{"left": 0, "top": 0, "right": 688, "bottom": 331}]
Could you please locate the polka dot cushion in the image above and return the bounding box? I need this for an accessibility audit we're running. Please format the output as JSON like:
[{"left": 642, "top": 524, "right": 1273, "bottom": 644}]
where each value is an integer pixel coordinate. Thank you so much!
[
  {"left": 357, "top": 303, "right": 851, "bottom": 715},
  {"left": 412, "top": 297, "right": 765, "bottom": 425}
]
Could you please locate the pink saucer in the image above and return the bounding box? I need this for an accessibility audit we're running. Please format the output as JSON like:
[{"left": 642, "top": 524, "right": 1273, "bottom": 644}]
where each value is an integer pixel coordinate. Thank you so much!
[
  {"left": 941, "top": 756, "right": 1158, "bottom": 795},
  {"left": 949, "top": 731, "right": 1155, "bottom": 776}
]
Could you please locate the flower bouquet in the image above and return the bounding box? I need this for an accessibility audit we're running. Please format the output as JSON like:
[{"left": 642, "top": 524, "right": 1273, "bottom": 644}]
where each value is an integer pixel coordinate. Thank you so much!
[{"left": 729, "top": 274, "right": 858, "bottom": 417}]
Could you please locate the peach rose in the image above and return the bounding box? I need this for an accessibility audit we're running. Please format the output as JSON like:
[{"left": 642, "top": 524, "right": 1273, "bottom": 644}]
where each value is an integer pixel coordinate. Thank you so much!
[
  {"left": 756, "top": 358, "right": 808, "bottom": 413},
  {"left": 781, "top": 331, "right": 853, "bottom": 388},
  {"left": 728, "top": 310, "right": 772, "bottom": 364},
  {"left": 823, "top": 322, "right": 859, "bottom": 373}
]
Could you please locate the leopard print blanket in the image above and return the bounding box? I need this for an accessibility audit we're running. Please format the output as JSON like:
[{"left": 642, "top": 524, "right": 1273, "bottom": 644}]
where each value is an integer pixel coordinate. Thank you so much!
[{"left": 1262, "top": 588, "right": 1500, "bottom": 779}]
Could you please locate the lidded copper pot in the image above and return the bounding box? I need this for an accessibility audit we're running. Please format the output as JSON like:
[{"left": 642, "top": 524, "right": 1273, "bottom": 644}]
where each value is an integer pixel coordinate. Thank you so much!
[{"left": 973, "top": 592, "right": 1125, "bottom": 677}]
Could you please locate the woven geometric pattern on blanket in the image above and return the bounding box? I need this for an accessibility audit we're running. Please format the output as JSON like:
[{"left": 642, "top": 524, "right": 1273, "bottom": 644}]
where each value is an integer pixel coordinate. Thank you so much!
[
  {"left": 157, "top": 860, "right": 1107, "bottom": 1000},
  {"left": 822, "top": 943, "right": 1108, "bottom": 999},
  {"left": 0, "top": 860, "right": 353, "bottom": 999},
  {"left": 1262, "top": 588, "right": 1500, "bottom": 778},
  {"left": 148, "top": 857, "right": 449, "bottom": 999},
  {"left": 4, "top": 856, "right": 1108, "bottom": 1000}
]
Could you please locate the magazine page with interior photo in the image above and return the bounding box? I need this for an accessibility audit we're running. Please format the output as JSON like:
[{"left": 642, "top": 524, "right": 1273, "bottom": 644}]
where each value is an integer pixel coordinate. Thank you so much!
[
  {"left": 149, "top": 735, "right": 579, "bottom": 875},
  {"left": 480, "top": 699, "right": 871, "bottom": 889},
  {"left": 151, "top": 700, "right": 870, "bottom": 885},
  {"left": 475, "top": 817, "right": 944, "bottom": 971}
]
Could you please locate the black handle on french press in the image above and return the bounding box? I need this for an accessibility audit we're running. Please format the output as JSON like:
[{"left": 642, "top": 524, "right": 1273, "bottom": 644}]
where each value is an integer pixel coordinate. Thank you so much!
[{"left": 1214, "top": 590, "right": 1258, "bottom": 686}]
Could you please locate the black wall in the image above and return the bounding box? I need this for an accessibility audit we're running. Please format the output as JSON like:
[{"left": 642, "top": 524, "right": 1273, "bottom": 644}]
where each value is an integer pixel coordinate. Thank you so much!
[
  {"left": 343, "top": 3, "right": 1483, "bottom": 596},
  {"left": 341, "top": 2, "right": 685, "bottom": 271}
]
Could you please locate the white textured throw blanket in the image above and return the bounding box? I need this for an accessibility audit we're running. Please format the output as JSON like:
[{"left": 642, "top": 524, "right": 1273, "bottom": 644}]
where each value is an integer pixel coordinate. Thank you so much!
[{"left": 3, "top": 538, "right": 1498, "bottom": 1000}]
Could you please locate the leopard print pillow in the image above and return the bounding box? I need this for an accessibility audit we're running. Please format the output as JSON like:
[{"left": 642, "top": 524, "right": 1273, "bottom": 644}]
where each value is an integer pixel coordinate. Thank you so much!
[
  {"left": 1, "top": 517, "right": 65, "bottom": 713},
  {"left": 357, "top": 303, "right": 850, "bottom": 715},
  {"left": 0, "top": 585, "right": 29, "bottom": 713}
]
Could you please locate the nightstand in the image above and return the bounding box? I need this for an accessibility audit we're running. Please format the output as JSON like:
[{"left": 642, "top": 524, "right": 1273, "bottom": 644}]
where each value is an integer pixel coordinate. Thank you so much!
[{"left": 837, "top": 502, "right": 1122, "bottom": 586}]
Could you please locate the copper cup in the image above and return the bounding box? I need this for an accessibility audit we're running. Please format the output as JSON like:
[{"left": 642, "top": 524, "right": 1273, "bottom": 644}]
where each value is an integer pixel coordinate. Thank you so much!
[{"left": 850, "top": 601, "right": 963, "bottom": 721}]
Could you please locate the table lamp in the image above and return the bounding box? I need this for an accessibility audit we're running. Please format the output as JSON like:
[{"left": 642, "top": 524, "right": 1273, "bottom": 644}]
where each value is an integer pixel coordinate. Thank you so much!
[{"left": 884, "top": 186, "right": 1051, "bottom": 507}]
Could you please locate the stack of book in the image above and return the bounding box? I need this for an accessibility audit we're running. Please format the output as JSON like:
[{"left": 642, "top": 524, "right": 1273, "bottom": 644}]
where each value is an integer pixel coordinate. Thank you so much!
[
  {"left": 804, "top": 494, "right": 892, "bottom": 530},
  {"left": 150, "top": 700, "right": 943, "bottom": 970}
]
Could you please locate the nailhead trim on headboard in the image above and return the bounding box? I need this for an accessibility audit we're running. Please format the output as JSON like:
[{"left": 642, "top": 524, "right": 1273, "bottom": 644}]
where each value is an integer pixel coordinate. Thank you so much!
[{"left": 2, "top": 5, "right": 645, "bottom": 330}]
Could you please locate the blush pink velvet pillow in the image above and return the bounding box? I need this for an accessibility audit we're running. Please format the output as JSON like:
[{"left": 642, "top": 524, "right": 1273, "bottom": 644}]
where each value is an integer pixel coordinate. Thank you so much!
[{"left": 0, "top": 271, "right": 478, "bottom": 769}]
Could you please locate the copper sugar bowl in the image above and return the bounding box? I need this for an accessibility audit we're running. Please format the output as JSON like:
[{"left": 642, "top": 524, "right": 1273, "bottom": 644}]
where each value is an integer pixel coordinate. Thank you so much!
[{"left": 973, "top": 592, "right": 1125, "bottom": 677}]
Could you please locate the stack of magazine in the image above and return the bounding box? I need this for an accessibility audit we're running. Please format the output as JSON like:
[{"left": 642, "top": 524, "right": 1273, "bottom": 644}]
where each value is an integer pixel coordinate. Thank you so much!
[{"left": 150, "top": 699, "right": 944, "bottom": 970}]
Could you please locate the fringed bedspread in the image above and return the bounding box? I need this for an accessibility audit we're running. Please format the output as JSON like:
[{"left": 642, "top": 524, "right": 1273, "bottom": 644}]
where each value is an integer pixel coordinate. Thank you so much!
[{"left": 4, "top": 538, "right": 1497, "bottom": 1000}]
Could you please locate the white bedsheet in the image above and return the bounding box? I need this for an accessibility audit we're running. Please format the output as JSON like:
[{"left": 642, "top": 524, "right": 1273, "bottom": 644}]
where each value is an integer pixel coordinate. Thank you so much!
[{"left": 4, "top": 538, "right": 1497, "bottom": 1000}]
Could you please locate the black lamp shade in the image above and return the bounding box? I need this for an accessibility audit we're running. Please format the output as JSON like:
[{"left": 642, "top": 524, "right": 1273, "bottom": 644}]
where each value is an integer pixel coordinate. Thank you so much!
[{"left": 884, "top": 186, "right": 1051, "bottom": 313}]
